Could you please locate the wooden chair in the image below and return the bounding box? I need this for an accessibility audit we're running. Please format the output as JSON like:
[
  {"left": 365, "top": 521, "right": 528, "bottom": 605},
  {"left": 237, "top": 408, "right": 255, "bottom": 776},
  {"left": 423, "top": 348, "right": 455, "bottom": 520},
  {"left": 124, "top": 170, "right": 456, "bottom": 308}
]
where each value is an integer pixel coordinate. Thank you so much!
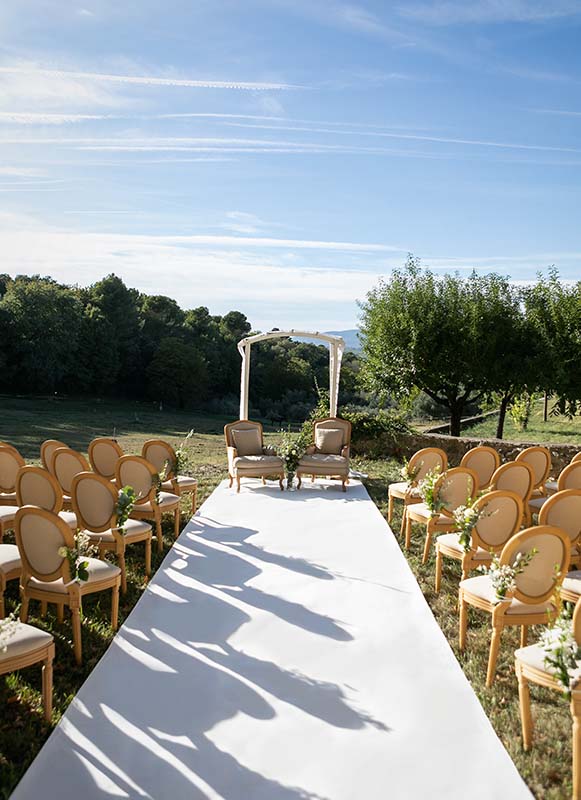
[
  {"left": 116, "top": 456, "right": 180, "bottom": 553},
  {"left": 489, "top": 461, "right": 535, "bottom": 526},
  {"left": 0, "top": 622, "right": 54, "bottom": 720},
  {"left": 71, "top": 471, "right": 152, "bottom": 593},
  {"left": 142, "top": 439, "right": 198, "bottom": 515},
  {"left": 531, "top": 462, "right": 581, "bottom": 518},
  {"left": 459, "top": 525, "right": 569, "bottom": 687},
  {"left": 224, "top": 420, "right": 284, "bottom": 493},
  {"left": 16, "top": 466, "right": 77, "bottom": 529},
  {"left": 15, "top": 506, "right": 121, "bottom": 665},
  {"left": 40, "top": 439, "right": 68, "bottom": 474},
  {"left": 0, "top": 445, "right": 25, "bottom": 506},
  {"left": 515, "top": 598, "right": 581, "bottom": 800},
  {"left": 460, "top": 445, "right": 500, "bottom": 491},
  {"left": 538, "top": 490, "right": 581, "bottom": 566},
  {"left": 51, "top": 447, "right": 90, "bottom": 510},
  {"left": 516, "top": 446, "right": 551, "bottom": 499},
  {"left": 435, "top": 490, "right": 522, "bottom": 593},
  {"left": 88, "top": 437, "right": 123, "bottom": 480},
  {"left": 296, "top": 417, "right": 352, "bottom": 492},
  {"left": 388, "top": 447, "right": 448, "bottom": 535},
  {"left": 405, "top": 467, "right": 478, "bottom": 564},
  {"left": 0, "top": 543, "right": 21, "bottom": 618},
  {"left": 548, "top": 454, "right": 581, "bottom": 495}
]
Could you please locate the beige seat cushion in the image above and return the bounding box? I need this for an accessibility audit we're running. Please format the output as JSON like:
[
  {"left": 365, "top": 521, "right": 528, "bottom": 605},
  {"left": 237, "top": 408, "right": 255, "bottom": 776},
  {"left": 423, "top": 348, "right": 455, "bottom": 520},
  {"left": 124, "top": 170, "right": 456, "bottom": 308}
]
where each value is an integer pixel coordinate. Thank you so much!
[
  {"left": 515, "top": 643, "right": 581, "bottom": 680},
  {"left": 161, "top": 475, "right": 197, "bottom": 491},
  {"left": 389, "top": 481, "right": 420, "bottom": 498},
  {"left": 0, "top": 622, "right": 53, "bottom": 662},
  {"left": 545, "top": 480, "right": 559, "bottom": 495},
  {"left": 59, "top": 511, "right": 77, "bottom": 529},
  {"left": 436, "top": 533, "right": 492, "bottom": 561},
  {"left": 460, "top": 574, "right": 557, "bottom": 615},
  {"left": 0, "top": 505, "right": 19, "bottom": 524},
  {"left": 0, "top": 544, "right": 21, "bottom": 574},
  {"left": 27, "top": 557, "right": 121, "bottom": 594},
  {"left": 315, "top": 428, "right": 343, "bottom": 455},
  {"left": 86, "top": 519, "right": 151, "bottom": 543},
  {"left": 0, "top": 492, "right": 17, "bottom": 504},
  {"left": 405, "top": 502, "right": 453, "bottom": 526},
  {"left": 298, "top": 454, "right": 348, "bottom": 474},
  {"left": 133, "top": 491, "right": 180, "bottom": 513},
  {"left": 233, "top": 455, "right": 283, "bottom": 472},
  {"left": 232, "top": 428, "right": 262, "bottom": 456},
  {"left": 562, "top": 570, "right": 581, "bottom": 599},
  {"left": 529, "top": 496, "right": 548, "bottom": 511}
]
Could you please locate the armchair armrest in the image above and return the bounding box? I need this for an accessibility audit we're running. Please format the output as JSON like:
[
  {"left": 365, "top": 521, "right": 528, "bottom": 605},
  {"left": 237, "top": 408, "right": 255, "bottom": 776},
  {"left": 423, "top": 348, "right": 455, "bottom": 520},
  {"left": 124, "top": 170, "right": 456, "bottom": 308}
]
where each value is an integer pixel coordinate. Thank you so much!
[
  {"left": 305, "top": 445, "right": 316, "bottom": 455},
  {"left": 227, "top": 446, "right": 238, "bottom": 471},
  {"left": 262, "top": 446, "right": 277, "bottom": 456},
  {"left": 341, "top": 445, "right": 350, "bottom": 458}
]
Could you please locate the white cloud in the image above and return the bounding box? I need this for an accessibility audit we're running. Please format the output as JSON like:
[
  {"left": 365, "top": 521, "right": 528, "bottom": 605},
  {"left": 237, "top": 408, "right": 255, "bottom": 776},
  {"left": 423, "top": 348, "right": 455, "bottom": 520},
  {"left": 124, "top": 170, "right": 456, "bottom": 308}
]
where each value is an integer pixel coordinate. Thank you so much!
[
  {"left": 397, "top": 0, "right": 581, "bottom": 25},
  {"left": 0, "top": 111, "right": 115, "bottom": 124},
  {"left": 0, "top": 166, "right": 47, "bottom": 177}
]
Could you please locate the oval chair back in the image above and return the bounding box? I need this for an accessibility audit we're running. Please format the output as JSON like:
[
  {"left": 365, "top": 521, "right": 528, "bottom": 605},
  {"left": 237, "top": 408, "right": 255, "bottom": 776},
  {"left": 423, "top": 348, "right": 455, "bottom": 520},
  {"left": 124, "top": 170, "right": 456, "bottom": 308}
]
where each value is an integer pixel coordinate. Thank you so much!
[
  {"left": 88, "top": 438, "right": 124, "bottom": 480},
  {"left": 571, "top": 453, "right": 581, "bottom": 465},
  {"left": 433, "top": 467, "right": 478, "bottom": 518},
  {"left": 460, "top": 446, "right": 500, "bottom": 490},
  {"left": 40, "top": 439, "right": 69, "bottom": 474},
  {"left": 574, "top": 598, "right": 581, "bottom": 646},
  {"left": 0, "top": 441, "right": 19, "bottom": 453},
  {"left": 538, "top": 489, "right": 581, "bottom": 552},
  {"left": 142, "top": 439, "right": 177, "bottom": 479},
  {"left": 16, "top": 466, "right": 63, "bottom": 513},
  {"left": 15, "top": 506, "right": 74, "bottom": 583},
  {"left": 490, "top": 461, "right": 535, "bottom": 506},
  {"left": 0, "top": 445, "right": 25, "bottom": 493},
  {"left": 557, "top": 462, "right": 581, "bottom": 491},
  {"left": 52, "top": 448, "right": 90, "bottom": 496},
  {"left": 116, "top": 455, "right": 156, "bottom": 504},
  {"left": 516, "top": 446, "right": 551, "bottom": 492},
  {"left": 72, "top": 472, "right": 117, "bottom": 533},
  {"left": 500, "top": 525, "right": 569, "bottom": 605},
  {"left": 470, "top": 490, "right": 523, "bottom": 553},
  {"left": 408, "top": 447, "right": 448, "bottom": 484}
]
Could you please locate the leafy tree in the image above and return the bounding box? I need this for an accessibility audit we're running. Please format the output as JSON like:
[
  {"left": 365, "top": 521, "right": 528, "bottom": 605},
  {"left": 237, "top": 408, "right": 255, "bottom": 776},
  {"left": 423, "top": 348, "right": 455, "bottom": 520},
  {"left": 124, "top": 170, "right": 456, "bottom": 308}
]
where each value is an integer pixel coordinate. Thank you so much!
[{"left": 147, "top": 337, "right": 208, "bottom": 408}]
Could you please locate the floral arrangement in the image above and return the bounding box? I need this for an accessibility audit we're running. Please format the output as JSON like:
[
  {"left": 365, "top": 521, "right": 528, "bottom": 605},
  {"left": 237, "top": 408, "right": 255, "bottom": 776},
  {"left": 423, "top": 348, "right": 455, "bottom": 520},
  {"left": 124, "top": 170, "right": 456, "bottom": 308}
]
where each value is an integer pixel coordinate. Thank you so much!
[
  {"left": 115, "top": 486, "right": 136, "bottom": 533},
  {"left": 278, "top": 427, "right": 307, "bottom": 475},
  {"left": 58, "top": 530, "right": 98, "bottom": 584},
  {"left": 481, "top": 548, "right": 538, "bottom": 601},
  {"left": 173, "top": 429, "right": 195, "bottom": 475},
  {"left": 453, "top": 498, "right": 483, "bottom": 552},
  {"left": 0, "top": 612, "right": 18, "bottom": 653},
  {"left": 400, "top": 458, "right": 421, "bottom": 486},
  {"left": 540, "top": 602, "right": 581, "bottom": 698},
  {"left": 417, "top": 467, "right": 443, "bottom": 515}
]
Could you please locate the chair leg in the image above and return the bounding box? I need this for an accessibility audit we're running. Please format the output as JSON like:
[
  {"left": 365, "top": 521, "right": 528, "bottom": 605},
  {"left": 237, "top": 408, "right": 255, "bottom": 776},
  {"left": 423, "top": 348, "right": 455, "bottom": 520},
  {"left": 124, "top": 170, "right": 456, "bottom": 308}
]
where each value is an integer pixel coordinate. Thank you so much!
[
  {"left": 56, "top": 604, "right": 64, "bottom": 624},
  {"left": 342, "top": 479, "right": 347, "bottom": 493},
  {"left": 119, "top": 553, "right": 127, "bottom": 594},
  {"left": 388, "top": 493, "right": 394, "bottom": 523},
  {"left": 404, "top": 513, "right": 412, "bottom": 550},
  {"left": 42, "top": 656, "right": 53, "bottom": 721},
  {"left": 311, "top": 475, "right": 315, "bottom": 483},
  {"left": 459, "top": 591, "right": 468, "bottom": 650},
  {"left": 71, "top": 607, "right": 82, "bottom": 665},
  {"left": 571, "top": 694, "right": 581, "bottom": 800},
  {"left": 296, "top": 474, "right": 301, "bottom": 489},
  {"left": 435, "top": 546, "right": 443, "bottom": 593},
  {"left": 486, "top": 625, "right": 503, "bottom": 687},
  {"left": 399, "top": 504, "right": 407, "bottom": 536},
  {"left": 261, "top": 476, "right": 266, "bottom": 485},
  {"left": 236, "top": 476, "right": 241, "bottom": 494},
  {"left": 174, "top": 507, "right": 180, "bottom": 539},
  {"left": 516, "top": 662, "right": 533, "bottom": 750},
  {"left": 520, "top": 625, "right": 528, "bottom": 647},
  {"left": 111, "top": 580, "right": 120, "bottom": 630},
  {"left": 280, "top": 474, "right": 285, "bottom": 491},
  {"left": 0, "top": 579, "right": 5, "bottom": 619},
  {"left": 20, "top": 593, "right": 29, "bottom": 623},
  {"left": 40, "top": 601, "right": 47, "bottom": 618},
  {"left": 155, "top": 511, "right": 163, "bottom": 553},
  {"left": 228, "top": 475, "right": 233, "bottom": 488},
  {"left": 145, "top": 536, "right": 152, "bottom": 577},
  {"left": 422, "top": 524, "right": 433, "bottom": 565}
]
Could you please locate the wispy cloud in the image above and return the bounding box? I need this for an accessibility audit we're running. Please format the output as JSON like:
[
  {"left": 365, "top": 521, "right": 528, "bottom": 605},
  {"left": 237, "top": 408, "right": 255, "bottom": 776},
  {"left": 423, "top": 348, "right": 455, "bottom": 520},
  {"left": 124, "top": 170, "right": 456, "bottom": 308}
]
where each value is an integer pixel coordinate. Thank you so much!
[
  {"left": 0, "top": 166, "right": 47, "bottom": 177},
  {"left": 531, "top": 107, "right": 581, "bottom": 117},
  {"left": 397, "top": 0, "right": 581, "bottom": 25},
  {"left": 0, "top": 111, "right": 116, "bottom": 124},
  {"left": 0, "top": 66, "right": 305, "bottom": 91}
]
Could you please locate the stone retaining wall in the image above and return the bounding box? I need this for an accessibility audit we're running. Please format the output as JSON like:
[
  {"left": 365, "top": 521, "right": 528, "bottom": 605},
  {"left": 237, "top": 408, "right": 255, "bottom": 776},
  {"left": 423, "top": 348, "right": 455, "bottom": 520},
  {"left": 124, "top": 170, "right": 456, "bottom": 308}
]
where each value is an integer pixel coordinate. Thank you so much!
[{"left": 352, "top": 430, "right": 580, "bottom": 476}]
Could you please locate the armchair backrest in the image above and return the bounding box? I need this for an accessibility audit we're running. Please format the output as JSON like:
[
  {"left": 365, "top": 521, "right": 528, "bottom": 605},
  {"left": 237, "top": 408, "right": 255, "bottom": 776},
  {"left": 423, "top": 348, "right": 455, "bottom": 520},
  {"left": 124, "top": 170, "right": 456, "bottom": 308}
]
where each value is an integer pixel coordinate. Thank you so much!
[
  {"left": 15, "top": 506, "right": 73, "bottom": 582},
  {"left": 516, "top": 446, "right": 551, "bottom": 491},
  {"left": 72, "top": 472, "right": 117, "bottom": 532},
  {"left": 116, "top": 455, "right": 156, "bottom": 504},
  {"left": 500, "top": 525, "right": 569, "bottom": 604},
  {"left": 470, "top": 490, "right": 523, "bottom": 552},
  {"left": 0, "top": 445, "right": 25, "bottom": 493},
  {"left": 312, "top": 418, "right": 352, "bottom": 452},
  {"left": 460, "top": 446, "right": 500, "bottom": 490},
  {"left": 490, "top": 461, "right": 534, "bottom": 504},
  {"left": 16, "top": 465, "right": 63, "bottom": 513},
  {"left": 433, "top": 467, "right": 477, "bottom": 517},
  {"left": 142, "top": 439, "right": 177, "bottom": 478},
  {"left": 88, "top": 437, "right": 124, "bottom": 479},
  {"left": 52, "top": 447, "right": 90, "bottom": 495},
  {"left": 558, "top": 462, "right": 581, "bottom": 491},
  {"left": 538, "top": 489, "right": 581, "bottom": 547},
  {"left": 40, "top": 439, "right": 68, "bottom": 474},
  {"left": 408, "top": 447, "right": 448, "bottom": 483},
  {"left": 224, "top": 420, "right": 263, "bottom": 449}
]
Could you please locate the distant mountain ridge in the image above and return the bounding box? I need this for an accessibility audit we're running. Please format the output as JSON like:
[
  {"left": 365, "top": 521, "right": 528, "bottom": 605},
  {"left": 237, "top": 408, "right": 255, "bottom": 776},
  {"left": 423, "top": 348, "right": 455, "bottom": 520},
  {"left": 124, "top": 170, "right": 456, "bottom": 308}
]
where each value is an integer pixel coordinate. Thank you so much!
[{"left": 325, "top": 329, "right": 361, "bottom": 352}]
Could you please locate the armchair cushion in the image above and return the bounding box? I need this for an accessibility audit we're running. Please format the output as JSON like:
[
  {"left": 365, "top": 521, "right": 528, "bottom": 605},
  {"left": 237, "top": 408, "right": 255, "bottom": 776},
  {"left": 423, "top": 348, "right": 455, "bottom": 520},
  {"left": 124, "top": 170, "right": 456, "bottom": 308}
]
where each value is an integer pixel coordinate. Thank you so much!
[
  {"left": 298, "top": 453, "right": 349, "bottom": 476},
  {"left": 234, "top": 455, "right": 284, "bottom": 473},
  {"left": 232, "top": 428, "right": 262, "bottom": 456},
  {"left": 315, "top": 428, "right": 343, "bottom": 455}
]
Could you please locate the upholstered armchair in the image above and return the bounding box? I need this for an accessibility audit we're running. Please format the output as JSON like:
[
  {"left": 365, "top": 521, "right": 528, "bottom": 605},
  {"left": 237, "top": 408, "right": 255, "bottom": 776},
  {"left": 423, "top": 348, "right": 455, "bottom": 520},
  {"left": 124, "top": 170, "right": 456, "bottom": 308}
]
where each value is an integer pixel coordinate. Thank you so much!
[
  {"left": 296, "top": 417, "right": 352, "bottom": 492},
  {"left": 224, "top": 420, "right": 284, "bottom": 493}
]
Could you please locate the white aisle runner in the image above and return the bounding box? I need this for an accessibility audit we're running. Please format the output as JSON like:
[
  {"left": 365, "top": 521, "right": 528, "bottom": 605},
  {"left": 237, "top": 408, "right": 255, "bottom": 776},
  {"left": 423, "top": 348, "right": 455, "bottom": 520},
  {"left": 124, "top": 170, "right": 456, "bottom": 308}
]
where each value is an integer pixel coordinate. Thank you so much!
[{"left": 12, "top": 480, "right": 531, "bottom": 800}]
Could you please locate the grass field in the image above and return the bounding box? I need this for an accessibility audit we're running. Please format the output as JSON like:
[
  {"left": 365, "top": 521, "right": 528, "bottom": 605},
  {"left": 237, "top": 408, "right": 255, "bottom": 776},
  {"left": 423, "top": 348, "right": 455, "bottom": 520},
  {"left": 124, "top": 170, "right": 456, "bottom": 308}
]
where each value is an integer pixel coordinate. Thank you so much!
[
  {"left": 465, "top": 398, "right": 581, "bottom": 445},
  {"left": 0, "top": 395, "right": 576, "bottom": 798}
]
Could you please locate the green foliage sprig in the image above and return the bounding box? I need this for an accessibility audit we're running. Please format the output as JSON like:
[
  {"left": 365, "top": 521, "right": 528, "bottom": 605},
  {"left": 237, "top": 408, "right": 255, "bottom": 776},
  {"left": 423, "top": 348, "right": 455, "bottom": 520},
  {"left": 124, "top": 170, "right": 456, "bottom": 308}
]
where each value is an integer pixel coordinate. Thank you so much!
[
  {"left": 453, "top": 497, "right": 484, "bottom": 552},
  {"left": 116, "top": 485, "right": 136, "bottom": 532},
  {"left": 540, "top": 602, "right": 581, "bottom": 699},
  {"left": 278, "top": 426, "right": 308, "bottom": 474},
  {"left": 58, "top": 530, "right": 98, "bottom": 584},
  {"left": 417, "top": 467, "right": 443, "bottom": 516},
  {"left": 481, "top": 548, "right": 538, "bottom": 601},
  {"left": 400, "top": 457, "right": 421, "bottom": 486}
]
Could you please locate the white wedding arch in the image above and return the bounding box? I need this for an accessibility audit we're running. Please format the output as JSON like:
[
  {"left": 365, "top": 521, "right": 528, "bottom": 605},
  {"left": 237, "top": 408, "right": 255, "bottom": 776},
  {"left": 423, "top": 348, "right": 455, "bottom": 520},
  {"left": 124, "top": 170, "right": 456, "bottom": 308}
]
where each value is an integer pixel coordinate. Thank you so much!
[{"left": 237, "top": 329, "right": 345, "bottom": 420}]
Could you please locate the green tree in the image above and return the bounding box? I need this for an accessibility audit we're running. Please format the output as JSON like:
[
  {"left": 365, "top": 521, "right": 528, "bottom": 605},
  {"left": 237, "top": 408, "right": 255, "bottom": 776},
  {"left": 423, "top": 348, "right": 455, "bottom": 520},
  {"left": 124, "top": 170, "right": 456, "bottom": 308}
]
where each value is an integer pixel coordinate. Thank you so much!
[{"left": 147, "top": 337, "right": 208, "bottom": 408}]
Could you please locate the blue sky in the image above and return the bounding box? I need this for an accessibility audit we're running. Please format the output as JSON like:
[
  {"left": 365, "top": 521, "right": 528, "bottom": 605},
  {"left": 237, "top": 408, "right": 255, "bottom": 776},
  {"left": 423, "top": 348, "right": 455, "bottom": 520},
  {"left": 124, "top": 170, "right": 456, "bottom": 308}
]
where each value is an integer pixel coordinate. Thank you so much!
[{"left": 1, "top": 1, "right": 581, "bottom": 330}]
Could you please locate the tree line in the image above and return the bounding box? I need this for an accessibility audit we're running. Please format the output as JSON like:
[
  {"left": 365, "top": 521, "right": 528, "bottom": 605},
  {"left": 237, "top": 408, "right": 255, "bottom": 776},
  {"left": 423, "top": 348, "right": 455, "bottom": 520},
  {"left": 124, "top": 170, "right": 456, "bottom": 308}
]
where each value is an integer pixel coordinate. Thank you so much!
[
  {"left": 359, "top": 258, "right": 581, "bottom": 438},
  {"left": 0, "top": 273, "right": 361, "bottom": 420}
]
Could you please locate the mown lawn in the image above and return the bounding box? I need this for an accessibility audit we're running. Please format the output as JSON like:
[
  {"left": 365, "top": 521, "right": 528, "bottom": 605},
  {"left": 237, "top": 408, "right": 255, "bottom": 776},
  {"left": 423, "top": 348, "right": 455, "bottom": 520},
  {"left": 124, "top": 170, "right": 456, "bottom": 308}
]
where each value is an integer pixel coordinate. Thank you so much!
[
  {"left": 466, "top": 398, "right": 581, "bottom": 445},
  {"left": 0, "top": 395, "right": 574, "bottom": 799}
]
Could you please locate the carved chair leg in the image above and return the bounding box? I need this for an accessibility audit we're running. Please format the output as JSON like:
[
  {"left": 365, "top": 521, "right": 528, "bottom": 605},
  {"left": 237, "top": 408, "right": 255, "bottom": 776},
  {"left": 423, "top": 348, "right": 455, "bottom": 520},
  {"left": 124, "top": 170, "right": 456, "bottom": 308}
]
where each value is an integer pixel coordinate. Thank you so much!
[
  {"left": 459, "top": 591, "right": 468, "bottom": 650},
  {"left": 71, "top": 606, "right": 82, "bottom": 665},
  {"left": 279, "top": 474, "right": 284, "bottom": 491},
  {"left": 236, "top": 476, "right": 241, "bottom": 494},
  {"left": 520, "top": 625, "right": 528, "bottom": 647},
  {"left": 571, "top": 694, "right": 581, "bottom": 800},
  {"left": 228, "top": 474, "right": 233, "bottom": 488},
  {"left": 111, "top": 580, "right": 120, "bottom": 630},
  {"left": 516, "top": 662, "right": 533, "bottom": 751},
  {"left": 118, "top": 552, "right": 127, "bottom": 594},
  {"left": 435, "top": 546, "right": 443, "bottom": 593},
  {"left": 486, "top": 624, "right": 503, "bottom": 687},
  {"left": 422, "top": 524, "right": 434, "bottom": 565},
  {"left": 42, "top": 655, "right": 53, "bottom": 722},
  {"left": 388, "top": 493, "right": 394, "bottom": 523},
  {"left": 296, "top": 474, "right": 302, "bottom": 489},
  {"left": 20, "top": 592, "right": 29, "bottom": 623},
  {"left": 57, "top": 603, "right": 64, "bottom": 624},
  {"left": 145, "top": 536, "right": 152, "bottom": 576},
  {"left": 261, "top": 476, "right": 266, "bottom": 485}
]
